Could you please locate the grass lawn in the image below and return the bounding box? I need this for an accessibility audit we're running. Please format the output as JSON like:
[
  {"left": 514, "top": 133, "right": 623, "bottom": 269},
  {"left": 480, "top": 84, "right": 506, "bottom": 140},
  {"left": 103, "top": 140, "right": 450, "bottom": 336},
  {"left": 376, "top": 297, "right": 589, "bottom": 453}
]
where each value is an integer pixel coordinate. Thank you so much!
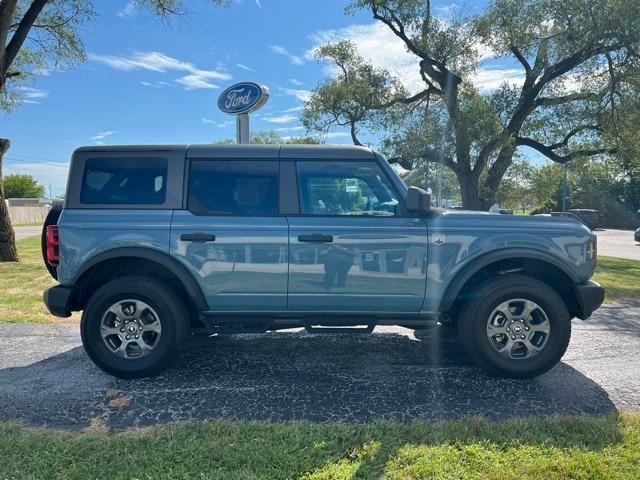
[
  {"left": 0, "top": 236, "right": 637, "bottom": 324},
  {"left": 1, "top": 413, "right": 639, "bottom": 479},
  {"left": 0, "top": 236, "right": 80, "bottom": 323}
]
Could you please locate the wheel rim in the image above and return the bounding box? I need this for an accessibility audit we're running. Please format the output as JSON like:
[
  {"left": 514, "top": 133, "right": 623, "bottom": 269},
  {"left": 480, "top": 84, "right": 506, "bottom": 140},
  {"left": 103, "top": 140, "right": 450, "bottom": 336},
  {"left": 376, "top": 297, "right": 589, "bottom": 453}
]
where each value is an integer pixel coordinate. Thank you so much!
[
  {"left": 100, "top": 299, "right": 162, "bottom": 359},
  {"left": 485, "top": 298, "right": 550, "bottom": 360}
]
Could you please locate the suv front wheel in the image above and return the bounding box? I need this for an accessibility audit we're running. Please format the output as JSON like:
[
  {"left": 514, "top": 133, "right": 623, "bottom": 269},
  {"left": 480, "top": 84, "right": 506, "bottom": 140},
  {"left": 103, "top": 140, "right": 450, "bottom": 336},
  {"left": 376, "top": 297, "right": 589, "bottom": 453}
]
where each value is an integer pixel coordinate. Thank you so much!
[
  {"left": 457, "top": 274, "right": 571, "bottom": 378},
  {"left": 81, "top": 276, "right": 189, "bottom": 378}
]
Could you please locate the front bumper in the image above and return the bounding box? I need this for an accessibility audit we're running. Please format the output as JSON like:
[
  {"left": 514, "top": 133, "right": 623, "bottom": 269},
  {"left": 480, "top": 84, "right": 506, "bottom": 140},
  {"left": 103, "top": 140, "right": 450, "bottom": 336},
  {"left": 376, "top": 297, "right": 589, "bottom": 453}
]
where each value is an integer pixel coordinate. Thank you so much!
[
  {"left": 574, "top": 281, "right": 605, "bottom": 320},
  {"left": 43, "top": 285, "right": 76, "bottom": 318}
]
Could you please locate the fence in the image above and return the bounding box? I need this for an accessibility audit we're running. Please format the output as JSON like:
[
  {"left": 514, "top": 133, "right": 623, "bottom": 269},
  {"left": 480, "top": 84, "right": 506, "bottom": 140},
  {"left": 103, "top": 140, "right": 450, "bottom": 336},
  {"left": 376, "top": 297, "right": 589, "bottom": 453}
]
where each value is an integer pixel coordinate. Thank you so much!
[{"left": 7, "top": 205, "right": 50, "bottom": 225}]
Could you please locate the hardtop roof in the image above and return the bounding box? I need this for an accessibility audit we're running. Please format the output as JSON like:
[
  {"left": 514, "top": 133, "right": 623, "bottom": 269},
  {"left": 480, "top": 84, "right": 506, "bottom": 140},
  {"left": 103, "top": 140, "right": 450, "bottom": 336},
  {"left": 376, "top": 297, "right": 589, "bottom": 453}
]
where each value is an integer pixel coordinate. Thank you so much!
[{"left": 73, "top": 144, "right": 376, "bottom": 160}]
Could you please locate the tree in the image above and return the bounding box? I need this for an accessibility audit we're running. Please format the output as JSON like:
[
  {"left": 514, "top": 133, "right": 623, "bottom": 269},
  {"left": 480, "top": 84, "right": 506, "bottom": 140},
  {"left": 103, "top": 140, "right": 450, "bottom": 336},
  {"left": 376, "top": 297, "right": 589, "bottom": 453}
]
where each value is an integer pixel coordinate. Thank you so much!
[
  {"left": 3, "top": 173, "right": 44, "bottom": 198},
  {"left": 0, "top": 0, "right": 227, "bottom": 261},
  {"left": 306, "top": 0, "right": 640, "bottom": 210},
  {"left": 215, "top": 130, "right": 325, "bottom": 145}
]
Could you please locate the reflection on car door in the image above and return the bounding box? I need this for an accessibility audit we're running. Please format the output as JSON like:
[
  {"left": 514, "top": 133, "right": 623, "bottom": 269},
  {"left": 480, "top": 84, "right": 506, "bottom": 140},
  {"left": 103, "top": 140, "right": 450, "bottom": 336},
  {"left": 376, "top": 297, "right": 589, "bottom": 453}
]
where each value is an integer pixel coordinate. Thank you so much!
[
  {"left": 288, "top": 160, "right": 428, "bottom": 314},
  {"left": 171, "top": 159, "right": 288, "bottom": 312}
]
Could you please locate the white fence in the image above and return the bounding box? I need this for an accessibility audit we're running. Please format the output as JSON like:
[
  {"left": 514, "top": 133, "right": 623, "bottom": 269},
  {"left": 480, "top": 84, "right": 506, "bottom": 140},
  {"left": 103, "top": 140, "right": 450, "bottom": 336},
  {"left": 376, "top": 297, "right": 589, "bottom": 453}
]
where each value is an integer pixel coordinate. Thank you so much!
[{"left": 8, "top": 205, "right": 50, "bottom": 225}]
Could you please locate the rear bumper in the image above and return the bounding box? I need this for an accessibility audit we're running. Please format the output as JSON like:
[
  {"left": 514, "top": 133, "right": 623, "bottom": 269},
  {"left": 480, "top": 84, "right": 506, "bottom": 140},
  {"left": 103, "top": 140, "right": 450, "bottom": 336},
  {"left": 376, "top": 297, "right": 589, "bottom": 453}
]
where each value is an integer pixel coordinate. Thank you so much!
[
  {"left": 43, "top": 285, "right": 76, "bottom": 318},
  {"left": 575, "top": 281, "right": 605, "bottom": 320}
]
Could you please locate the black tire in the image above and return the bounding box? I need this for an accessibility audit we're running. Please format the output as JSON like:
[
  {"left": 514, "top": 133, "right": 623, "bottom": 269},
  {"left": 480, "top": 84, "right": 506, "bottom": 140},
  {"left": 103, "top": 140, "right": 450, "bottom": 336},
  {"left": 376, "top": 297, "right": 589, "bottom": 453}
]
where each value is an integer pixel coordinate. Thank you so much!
[
  {"left": 81, "top": 276, "right": 189, "bottom": 378},
  {"left": 457, "top": 274, "right": 571, "bottom": 379},
  {"left": 41, "top": 203, "right": 63, "bottom": 280}
]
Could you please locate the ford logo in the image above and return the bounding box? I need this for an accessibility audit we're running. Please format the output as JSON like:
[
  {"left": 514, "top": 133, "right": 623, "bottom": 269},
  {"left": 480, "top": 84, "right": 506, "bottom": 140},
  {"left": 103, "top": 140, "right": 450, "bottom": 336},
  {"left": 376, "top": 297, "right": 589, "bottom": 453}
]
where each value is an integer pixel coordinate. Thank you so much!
[{"left": 217, "top": 82, "right": 269, "bottom": 115}]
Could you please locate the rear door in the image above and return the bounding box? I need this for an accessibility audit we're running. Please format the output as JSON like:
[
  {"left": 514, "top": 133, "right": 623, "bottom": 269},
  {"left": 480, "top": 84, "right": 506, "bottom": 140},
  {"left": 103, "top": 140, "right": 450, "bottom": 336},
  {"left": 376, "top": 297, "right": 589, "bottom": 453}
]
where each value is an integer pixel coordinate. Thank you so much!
[
  {"left": 170, "top": 152, "right": 288, "bottom": 313},
  {"left": 286, "top": 159, "right": 428, "bottom": 315}
]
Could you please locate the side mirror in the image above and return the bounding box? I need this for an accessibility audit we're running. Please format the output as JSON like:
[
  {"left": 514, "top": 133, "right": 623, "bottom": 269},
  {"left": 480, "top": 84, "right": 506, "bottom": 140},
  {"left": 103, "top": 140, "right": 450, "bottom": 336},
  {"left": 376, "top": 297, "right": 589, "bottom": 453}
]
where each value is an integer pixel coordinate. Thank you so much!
[{"left": 406, "top": 186, "right": 431, "bottom": 213}]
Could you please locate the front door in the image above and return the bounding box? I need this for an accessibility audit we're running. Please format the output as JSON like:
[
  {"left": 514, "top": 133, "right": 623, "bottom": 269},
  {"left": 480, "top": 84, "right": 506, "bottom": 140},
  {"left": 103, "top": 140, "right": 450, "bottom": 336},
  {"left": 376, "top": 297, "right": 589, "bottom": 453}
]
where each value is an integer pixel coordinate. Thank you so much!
[
  {"left": 288, "top": 160, "right": 428, "bottom": 314},
  {"left": 171, "top": 159, "right": 288, "bottom": 312}
]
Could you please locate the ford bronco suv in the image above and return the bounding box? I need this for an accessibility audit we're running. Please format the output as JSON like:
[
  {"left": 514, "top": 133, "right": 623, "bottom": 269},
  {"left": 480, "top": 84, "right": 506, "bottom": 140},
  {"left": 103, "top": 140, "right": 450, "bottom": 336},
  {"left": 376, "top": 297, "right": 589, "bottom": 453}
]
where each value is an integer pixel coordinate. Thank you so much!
[{"left": 43, "top": 144, "right": 604, "bottom": 379}]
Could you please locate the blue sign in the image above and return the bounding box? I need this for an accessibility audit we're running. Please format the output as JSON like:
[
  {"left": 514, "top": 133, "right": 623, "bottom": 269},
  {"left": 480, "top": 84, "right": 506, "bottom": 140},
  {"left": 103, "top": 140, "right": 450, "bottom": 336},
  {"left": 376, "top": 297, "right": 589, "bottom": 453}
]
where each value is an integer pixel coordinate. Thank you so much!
[{"left": 217, "top": 82, "right": 269, "bottom": 115}]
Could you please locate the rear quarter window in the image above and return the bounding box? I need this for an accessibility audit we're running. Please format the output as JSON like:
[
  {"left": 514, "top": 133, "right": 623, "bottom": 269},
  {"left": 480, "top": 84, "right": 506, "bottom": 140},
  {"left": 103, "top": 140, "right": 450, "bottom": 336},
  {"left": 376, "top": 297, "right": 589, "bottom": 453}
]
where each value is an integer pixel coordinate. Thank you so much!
[{"left": 80, "top": 157, "right": 168, "bottom": 205}]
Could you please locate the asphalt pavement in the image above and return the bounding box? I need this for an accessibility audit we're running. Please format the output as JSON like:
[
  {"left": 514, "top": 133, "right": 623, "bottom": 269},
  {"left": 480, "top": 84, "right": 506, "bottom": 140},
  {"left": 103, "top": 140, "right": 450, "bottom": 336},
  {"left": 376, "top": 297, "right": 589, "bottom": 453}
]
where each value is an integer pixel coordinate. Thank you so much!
[
  {"left": 1, "top": 300, "right": 638, "bottom": 430},
  {"left": 596, "top": 229, "right": 640, "bottom": 260}
]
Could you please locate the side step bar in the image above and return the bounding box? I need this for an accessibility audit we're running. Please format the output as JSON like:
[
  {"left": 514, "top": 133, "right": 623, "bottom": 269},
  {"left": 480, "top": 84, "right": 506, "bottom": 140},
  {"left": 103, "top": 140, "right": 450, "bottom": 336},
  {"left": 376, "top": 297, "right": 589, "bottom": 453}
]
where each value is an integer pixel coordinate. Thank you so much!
[{"left": 304, "top": 324, "right": 375, "bottom": 334}]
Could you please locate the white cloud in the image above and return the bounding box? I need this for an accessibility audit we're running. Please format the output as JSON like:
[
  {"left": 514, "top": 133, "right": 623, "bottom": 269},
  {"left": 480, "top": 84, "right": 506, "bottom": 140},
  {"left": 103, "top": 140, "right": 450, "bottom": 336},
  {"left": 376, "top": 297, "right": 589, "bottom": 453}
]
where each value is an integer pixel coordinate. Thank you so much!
[
  {"left": 289, "top": 78, "right": 303, "bottom": 86},
  {"left": 282, "top": 105, "right": 305, "bottom": 113},
  {"left": 117, "top": 2, "right": 137, "bottom": 18},
  {"left": 202, "top": 118, "right": 233, "bottom": 128},
  {"left": 325, "top": 132, "right": 351, "bottom": 138},
  {"left": 280, "top": 87, "right": 311, "bottom": 102},
  {"left": 473, "top": 67, "right": 524, "bottom": 92},
  {"left": 140, "top": 81, "right": 162, "bottom": 88},
  {"left": 307, "top": 22, "right": 502, "bottom": 94},
  {"left": 255, "top": 0, "right": 262, "bottom": 6},
  {"left": 237, "top": 63, "right": 255, "bottom": 72},
  {"left": 264, "top": 113, "right": 299, "bottom": 124},
  {"left": 91, "top": 130, "right": 117, "bottom": 141},
  {"left": 89, "top": 51, "right": 232, "bottom": 90},
  {"left": 269, "top": 45, "right": 304, "bottom": 66},
  {"left": 19, "top": 86, "right": 48, "bottom": 100},
  {"left": 275, "top": 126, "right": 304, "bottom": 132}
]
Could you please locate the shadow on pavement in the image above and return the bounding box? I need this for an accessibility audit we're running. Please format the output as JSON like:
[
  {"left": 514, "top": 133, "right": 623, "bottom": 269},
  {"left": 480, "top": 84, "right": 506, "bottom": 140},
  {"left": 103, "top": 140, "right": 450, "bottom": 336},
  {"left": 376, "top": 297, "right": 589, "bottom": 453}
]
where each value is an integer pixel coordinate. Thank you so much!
[{"left": 0, "top": 327, "right": 618, "bottom": 430}]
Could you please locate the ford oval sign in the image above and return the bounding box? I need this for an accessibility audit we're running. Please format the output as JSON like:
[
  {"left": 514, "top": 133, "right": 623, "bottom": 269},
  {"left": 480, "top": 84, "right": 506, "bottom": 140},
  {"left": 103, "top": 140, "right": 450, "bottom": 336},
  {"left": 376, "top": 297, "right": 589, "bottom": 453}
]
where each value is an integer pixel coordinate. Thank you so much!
[{"left": 217, "top": 82, "right": 269, "bottom": 115}]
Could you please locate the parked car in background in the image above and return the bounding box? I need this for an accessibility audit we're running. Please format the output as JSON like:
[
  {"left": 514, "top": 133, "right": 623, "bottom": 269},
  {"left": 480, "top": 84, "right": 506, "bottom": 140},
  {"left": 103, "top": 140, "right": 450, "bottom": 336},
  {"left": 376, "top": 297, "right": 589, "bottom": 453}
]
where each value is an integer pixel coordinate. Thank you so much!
[
  {"left": 42, "top": 144, "right": 604, "bottom": 379},
  {"left": 567, "top": 209, "right": 603, "bottom": 230},
  {"left": 635, "top": 227, "right": 640, "bottom": 243}
]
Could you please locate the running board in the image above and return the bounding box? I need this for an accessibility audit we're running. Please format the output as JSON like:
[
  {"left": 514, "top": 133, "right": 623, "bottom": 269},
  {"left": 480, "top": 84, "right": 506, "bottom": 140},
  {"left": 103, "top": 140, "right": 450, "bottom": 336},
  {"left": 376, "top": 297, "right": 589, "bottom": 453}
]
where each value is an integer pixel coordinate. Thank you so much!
[{"left": 304, "top": 324, "right": 375, "bottom": 334}]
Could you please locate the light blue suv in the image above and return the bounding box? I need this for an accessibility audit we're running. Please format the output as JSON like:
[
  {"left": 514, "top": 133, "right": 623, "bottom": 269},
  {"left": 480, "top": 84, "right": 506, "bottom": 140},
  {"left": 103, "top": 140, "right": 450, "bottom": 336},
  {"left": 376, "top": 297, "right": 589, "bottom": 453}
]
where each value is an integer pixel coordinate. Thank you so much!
[{"left": 43, "top": 144, "right": 604, "bottom": 378}]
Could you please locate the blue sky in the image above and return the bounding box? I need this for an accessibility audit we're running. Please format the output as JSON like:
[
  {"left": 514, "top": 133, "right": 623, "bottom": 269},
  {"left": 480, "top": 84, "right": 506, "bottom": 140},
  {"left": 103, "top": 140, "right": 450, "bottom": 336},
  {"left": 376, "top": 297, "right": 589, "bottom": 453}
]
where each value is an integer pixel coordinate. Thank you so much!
[{"left": 2, "top": 0, "right": 509, "bottom": 196}]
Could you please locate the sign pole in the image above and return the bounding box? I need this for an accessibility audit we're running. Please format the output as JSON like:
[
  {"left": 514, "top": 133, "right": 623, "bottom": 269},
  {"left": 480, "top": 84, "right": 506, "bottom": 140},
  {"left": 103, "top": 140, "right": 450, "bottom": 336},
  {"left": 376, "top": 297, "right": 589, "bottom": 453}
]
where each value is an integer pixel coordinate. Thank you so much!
[{"left": 236, "top": 113, "right": 250, "bottom": 144}]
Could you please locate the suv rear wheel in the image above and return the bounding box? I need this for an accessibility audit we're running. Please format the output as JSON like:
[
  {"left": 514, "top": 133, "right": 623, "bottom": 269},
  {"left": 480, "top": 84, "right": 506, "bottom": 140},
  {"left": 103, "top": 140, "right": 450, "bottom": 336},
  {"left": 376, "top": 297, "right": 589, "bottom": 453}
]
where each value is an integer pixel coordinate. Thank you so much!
[
  {"left": 81, "top": 276, "right": 189, "bottom": 378},
  {"left": 457, "top": 274, "right": 571, "bottom": 378}
]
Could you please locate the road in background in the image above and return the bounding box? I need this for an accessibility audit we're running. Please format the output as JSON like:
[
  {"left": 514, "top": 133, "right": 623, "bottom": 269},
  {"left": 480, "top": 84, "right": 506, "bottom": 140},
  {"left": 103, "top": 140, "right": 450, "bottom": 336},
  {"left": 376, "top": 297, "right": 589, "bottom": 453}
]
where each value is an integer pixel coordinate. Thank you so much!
[
  {"left": 13, "top": 225, "right": 41, "bottom": 240},
  {"left": 596, "top": 229, "right": 640, "bottom": 260}
]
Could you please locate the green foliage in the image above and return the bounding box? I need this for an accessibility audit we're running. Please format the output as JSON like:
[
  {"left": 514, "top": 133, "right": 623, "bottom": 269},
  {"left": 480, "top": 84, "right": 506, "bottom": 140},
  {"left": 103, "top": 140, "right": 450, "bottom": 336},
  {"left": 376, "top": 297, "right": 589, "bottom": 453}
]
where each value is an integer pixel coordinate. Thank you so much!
[
  {"left": 3, "top": 174, "right": 45, "bottom": 199},
  {"left": 310, "top": 0, "right": 640, "bottom": 209},
  {"left": 303, "top": 40, "right": 407, "bottom": 146},
  {"left": 214, "top": 130, "right": 325, "bottom": 145}
]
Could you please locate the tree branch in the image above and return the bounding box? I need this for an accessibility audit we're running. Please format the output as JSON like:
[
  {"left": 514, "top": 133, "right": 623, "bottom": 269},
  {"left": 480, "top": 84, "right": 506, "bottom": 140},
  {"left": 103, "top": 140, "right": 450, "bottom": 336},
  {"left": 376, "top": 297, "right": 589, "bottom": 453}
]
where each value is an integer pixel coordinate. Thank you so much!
[
  {"left": 516, "top": 136, "right": 616, "bottom": 163},
  {"left": 2, "top": 0, "right": 50, "bottom": 77},
  {"left": 510, "top": 45, "right": 531, "bottom": 73},
  {"left": 534, "top": 91, "right": 604, "bottom": 108}
]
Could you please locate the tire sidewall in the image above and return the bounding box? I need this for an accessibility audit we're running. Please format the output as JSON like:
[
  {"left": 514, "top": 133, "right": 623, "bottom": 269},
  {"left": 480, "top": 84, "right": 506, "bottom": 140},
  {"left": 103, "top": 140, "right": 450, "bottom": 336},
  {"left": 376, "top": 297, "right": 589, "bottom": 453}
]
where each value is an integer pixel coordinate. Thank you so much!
[
  {"left": 465, "top": 278, "right": 570, "bottom": 376},
  {"left": 81, "top": 280, "right": 179, "bottom": 377}
]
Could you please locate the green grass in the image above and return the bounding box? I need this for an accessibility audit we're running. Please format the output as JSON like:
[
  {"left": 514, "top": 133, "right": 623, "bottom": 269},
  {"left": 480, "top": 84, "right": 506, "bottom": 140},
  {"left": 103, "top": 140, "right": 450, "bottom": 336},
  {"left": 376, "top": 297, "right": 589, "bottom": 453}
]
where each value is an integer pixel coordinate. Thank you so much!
[
  {"left": 0, "top": 236, "right": 637, "bottom": 324},
  {"left": 1, "top": 413, "right": 639, "bottom": 479},
  {"left": 594, "top": 256, "right": 640, "bottom": 303}
]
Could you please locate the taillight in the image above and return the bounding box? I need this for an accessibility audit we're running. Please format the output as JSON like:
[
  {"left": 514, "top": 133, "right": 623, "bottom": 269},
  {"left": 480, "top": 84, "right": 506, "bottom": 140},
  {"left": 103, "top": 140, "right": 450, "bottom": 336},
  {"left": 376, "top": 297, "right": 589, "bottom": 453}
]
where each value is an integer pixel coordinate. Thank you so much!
[{"left": 46, "top": 225, "right": 59, "bottom": 266}]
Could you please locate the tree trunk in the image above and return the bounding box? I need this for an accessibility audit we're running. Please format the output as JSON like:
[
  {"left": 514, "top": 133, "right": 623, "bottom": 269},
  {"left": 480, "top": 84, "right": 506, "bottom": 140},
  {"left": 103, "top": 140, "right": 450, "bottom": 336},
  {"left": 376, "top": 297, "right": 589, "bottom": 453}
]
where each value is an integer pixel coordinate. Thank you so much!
[
  {"left": 0, "top": 138, "right": 18, "bottom": 262},
  {"left": 457, "top": 170, "right": 483, "bottom": 210}
]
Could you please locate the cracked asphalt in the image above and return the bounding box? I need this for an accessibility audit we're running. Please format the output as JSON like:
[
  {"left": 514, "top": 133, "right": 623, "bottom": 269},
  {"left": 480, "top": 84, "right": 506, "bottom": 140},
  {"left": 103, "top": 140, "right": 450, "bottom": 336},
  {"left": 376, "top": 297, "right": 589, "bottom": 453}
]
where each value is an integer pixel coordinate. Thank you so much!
[{"left": 1, "top": 301, "right": 639, "bottom": 430}]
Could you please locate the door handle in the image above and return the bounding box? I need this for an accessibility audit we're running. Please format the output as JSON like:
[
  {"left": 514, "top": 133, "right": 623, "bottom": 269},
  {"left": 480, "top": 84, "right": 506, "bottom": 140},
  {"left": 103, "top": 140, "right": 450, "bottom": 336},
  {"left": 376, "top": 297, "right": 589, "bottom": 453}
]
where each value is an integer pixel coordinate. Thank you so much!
[
  {"left": 181, "top": 233, "right": 216, "bottom": 243},
  {"left": 298, "top": 234, "right": 333, "bottom": 243}
]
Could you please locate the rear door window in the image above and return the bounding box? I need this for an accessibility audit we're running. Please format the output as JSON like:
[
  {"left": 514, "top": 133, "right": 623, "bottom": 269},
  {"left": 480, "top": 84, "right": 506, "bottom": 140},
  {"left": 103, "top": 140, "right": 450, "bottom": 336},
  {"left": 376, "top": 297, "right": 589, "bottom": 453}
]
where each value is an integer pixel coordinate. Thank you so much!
[
  {"left": 80, "top": 157, "right": 167, "bottom": 205},
  {"left": 188, "top": 160, "right": 279, "bottom": 215}
]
